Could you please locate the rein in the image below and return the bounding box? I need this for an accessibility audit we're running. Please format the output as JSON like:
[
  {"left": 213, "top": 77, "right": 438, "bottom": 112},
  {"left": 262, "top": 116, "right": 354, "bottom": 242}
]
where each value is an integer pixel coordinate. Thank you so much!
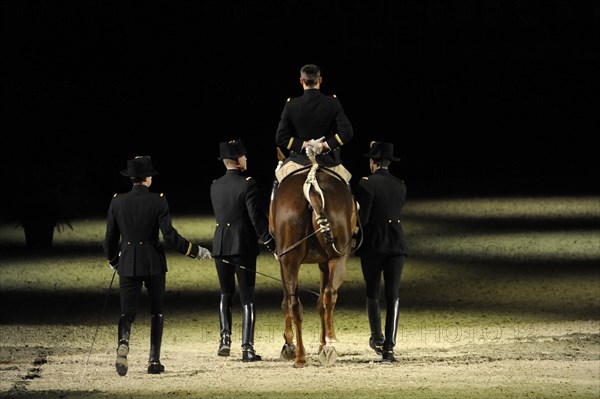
[
  {"left": 222, "top": 259, "right": 320, "bottom": 297},
  {"left": 277, "top": 225, "right": 326, "bottom": 257}
]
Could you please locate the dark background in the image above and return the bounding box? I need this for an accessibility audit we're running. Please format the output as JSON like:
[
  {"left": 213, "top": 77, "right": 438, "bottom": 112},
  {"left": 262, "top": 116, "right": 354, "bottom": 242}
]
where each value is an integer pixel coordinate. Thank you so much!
[{"left": 1, "top": 0, "right": 598, "bottom": 220}]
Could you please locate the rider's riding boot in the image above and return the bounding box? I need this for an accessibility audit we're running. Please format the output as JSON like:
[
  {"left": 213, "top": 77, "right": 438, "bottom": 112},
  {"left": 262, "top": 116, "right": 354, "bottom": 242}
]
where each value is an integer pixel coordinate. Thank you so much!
[
  {"left": 218, "top": 294, "right": 233, "bottom": 357},
  {"left": 382, "top": 298, "right": 400, "bottom": 363},
  {"left": 351, "top": 198, "right": 361, "bottom": 249},
  {"left": 270, "top": 178, "right": 279, "bottom": 202},
  {"left": 366, "top": 298, "right": 384, "bottom": 355},
  {"left": 147, "top": 313, "right": 165, "bottom": 374},
  {"left": 351, "top": 225, "right": 360, "bottom": 249},
  {"left": 116, "top": 313, "right": 133, "bottom": 376},
  {"left": 241, "top": 303, "right": 262, "bottom": 362}
]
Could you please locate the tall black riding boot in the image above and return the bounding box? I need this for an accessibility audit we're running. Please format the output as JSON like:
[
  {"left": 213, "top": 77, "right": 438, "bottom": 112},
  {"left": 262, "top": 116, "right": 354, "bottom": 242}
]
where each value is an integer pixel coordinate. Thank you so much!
[
  {"left": 147, "top": 313, "right": 165, "bottom": 374},
  {"left": 218, "top": 294, "right": 233, "bottom": 357},
  {"left": 382, "top": 298, "right": 400, "bottom": 363},
  {"left": 366, "top": 298, "right": 384, "bottom": 355},
  {"left": 241, "top": 303, "right": 261, "bottom": 362},
  {"left": 270, "top": 178, "right": 279, "bottom": 202},
  {"left": 116, "top": 313, "right": 133, "bottom": 376}
]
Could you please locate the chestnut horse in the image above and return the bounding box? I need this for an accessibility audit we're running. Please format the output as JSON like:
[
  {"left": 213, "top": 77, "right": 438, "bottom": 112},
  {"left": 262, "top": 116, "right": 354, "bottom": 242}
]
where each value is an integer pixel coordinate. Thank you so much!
[{"left": 269, "top": 154, "right": 357, "bottom": 368}]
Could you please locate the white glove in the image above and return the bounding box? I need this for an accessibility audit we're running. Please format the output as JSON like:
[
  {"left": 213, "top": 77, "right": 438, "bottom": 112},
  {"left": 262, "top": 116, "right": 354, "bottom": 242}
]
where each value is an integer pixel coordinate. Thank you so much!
[
  {"left": 108, "top": 251, "right": 120, "bottom": 271},
  {"left": 197, "top": 245, "right": 212, "bottom": 260},
  {"left": 306, "top": 137, "right": 326, "bottom": 155},
  {"left": 309, "top": 140, "right": 324, "bottom": 155},
  {"left": 263, "top": 235, "right": 276, "bottom": 253}
]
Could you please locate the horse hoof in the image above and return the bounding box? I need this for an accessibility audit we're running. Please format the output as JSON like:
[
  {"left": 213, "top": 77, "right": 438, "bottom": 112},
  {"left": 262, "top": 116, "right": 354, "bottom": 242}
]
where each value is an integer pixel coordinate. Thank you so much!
[
  {"left": 293, "top": 359, "right": 307, "bottom": 368},
  {"left": 318, "top": 346, "right": 338, "bottom": 366},
  {"left": 280, "top": 343, "right": 296, "bottom": 361}
]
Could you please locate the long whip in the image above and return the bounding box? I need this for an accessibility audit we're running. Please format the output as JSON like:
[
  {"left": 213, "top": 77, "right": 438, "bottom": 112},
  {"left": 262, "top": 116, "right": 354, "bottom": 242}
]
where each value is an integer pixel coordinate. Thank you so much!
[
  {"left": 222, "top": 259, "right": 320, "bottom": 297},
  {"left": 81, "top": 268, "right": 117, "bottom": 380}
]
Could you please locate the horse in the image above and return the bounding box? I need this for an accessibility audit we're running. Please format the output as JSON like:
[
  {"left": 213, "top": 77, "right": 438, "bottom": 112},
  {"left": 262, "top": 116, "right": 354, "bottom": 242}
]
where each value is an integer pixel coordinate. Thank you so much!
[{"left": 269, "top": 150, "right": 357, "bottom": 368}]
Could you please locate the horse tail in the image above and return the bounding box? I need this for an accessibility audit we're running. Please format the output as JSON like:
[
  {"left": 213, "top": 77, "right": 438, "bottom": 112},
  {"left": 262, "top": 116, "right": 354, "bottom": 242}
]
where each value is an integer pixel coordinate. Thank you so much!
[
  {"left": 307, "top": 187, "right": 335, "bottom": 245},
  {"left": 304, "top": 169, "right": 344, "bottom": 256}
]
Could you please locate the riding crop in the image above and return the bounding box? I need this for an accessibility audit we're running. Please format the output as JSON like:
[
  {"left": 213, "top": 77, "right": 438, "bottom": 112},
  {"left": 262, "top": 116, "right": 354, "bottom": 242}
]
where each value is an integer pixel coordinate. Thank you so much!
[{"left": 81, "top": 268, "right": 117, "bottom": 380}]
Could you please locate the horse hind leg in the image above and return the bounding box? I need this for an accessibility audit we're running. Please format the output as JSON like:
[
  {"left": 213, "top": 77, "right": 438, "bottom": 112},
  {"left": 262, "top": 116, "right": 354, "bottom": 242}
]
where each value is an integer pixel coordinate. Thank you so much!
[
  {"left": 318, "top": 301, "right": 339, "bottom": 367},
  {"left": 317, "top": 263, "right": 339, "bottom": 366},
  {"left": 319, "top": 343, "right": 338, "bottom": 367},
  {"left": 318, "top": 302, "right": 339, "bottom": 366},
  {"left": 280, "top": 295, "right": 296, "bottom": 361},
  {"left": 290, "top": 294, "right": 307, "bottom": 368},
  {"left": 317, "top": 310, "right": 339, "bottom": 366},
  {"left": 280, "top": 288, "right": 306, "bottom": 367}
]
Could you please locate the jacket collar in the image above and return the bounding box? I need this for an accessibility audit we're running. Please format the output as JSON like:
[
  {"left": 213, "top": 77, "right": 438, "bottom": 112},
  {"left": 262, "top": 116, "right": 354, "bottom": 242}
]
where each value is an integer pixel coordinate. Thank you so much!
[
  {"left": 130, "top": 184, "right": 149, "bottom": 193},
  {"left": 302, "top": 88, "right": 320, "bottom": 97},
  {"left": 373, "top": 168, "right": 391, "bottom": 177}
]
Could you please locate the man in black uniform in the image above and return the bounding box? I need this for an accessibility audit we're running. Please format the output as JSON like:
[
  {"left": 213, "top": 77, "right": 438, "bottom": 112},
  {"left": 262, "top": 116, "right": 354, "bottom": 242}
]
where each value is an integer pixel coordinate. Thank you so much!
[
  {"left": 103, "top": 155, "right": 212, "bottom": 376},
  {"left": 210, "top": 139, "right": 275, "bottom": 362},
  {"left": 354, "top": 142, "right": 408, "bottom": 363},
  {"left": 274, "top": 64, "right": 354, "bottom": 186}
]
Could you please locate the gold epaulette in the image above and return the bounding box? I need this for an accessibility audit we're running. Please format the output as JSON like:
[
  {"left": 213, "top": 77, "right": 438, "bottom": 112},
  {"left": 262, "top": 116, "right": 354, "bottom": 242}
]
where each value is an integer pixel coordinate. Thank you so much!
[
  {"left": 333, "top": 94, "right": 337, "bottom": 99},
  {"left": 113, "top": 193, "right": 118, "bottom": 197},
  {"left": 246, "top": 176, "right": 252, "bottom": 181},
  {"left": 160, "top": 193, "right": 164, "bottom": 197},
  {"left": 286, "top": 97, "right": 292, "bottom": 102},
  {"left": 362, "top": 177, "right": 369, "bottom": 180}
]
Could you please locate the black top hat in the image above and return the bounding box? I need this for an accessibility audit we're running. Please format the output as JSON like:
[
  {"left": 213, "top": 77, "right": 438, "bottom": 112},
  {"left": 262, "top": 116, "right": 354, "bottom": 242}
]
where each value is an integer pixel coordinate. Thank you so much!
[
  {"left": 362, "top": 141, "right": 401, "bottom": 162},
  {"left": 218, "top": 139, "right": 247, "bottom": 160},
  {"left": 120, "top": 155, "right": 159, "bottom": 178}
]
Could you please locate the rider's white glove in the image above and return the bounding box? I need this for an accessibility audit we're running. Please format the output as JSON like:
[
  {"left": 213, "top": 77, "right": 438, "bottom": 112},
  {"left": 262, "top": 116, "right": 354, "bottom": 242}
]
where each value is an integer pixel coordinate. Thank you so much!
[
  {"left": 305, "top": 138, "right": 325, "bottom": 157},
  {"left": 309, "top": 140, "right": 324, "bottom": 155},
  {"left": 108, "top": 251, "right": 121, "bottom": 271},
  {"left": 196, "top": 246, "right": 212, "bottom": 260}
]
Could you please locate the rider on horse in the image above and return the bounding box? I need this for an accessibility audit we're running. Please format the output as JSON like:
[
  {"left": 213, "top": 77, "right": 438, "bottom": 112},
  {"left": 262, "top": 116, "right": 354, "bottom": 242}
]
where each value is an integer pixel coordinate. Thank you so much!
[{"left": 273, "top": 64, "right": 354, "bottom": 196}]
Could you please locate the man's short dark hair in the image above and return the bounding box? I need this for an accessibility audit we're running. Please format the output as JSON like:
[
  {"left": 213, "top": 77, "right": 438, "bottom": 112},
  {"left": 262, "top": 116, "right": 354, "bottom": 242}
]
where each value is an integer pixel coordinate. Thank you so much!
[
  {"left": 374, "top": 159, "right": 391, "bottom": 168},
  {"left": 300, "top": 64, "right": 321, "bottom": 87}
]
